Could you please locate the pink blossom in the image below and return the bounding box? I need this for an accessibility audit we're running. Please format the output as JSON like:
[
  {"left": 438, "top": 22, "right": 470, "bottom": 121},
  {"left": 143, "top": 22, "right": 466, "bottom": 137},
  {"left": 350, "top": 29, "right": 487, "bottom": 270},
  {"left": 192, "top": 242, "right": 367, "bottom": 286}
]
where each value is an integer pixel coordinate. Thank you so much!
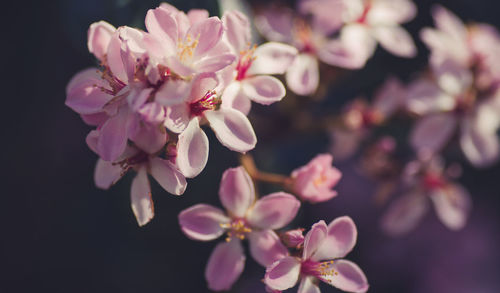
[
  {"left": 88, "top": 131, "right": 186, "bottom": 226},
  {"left": 178, "top": 167, "right": 300, "bottom": 291},
  {"left": 264, "top": 217, "right": 369, "bottom": 293},
  {"left": 280, "top": 229, "right": 305, "bottom": 249},
  {"left": 219, "top": 11, "right": 297, "bottom": 114},
  {"left": 407, "top": 60, "right": 500, "bottom": 167},
  {"left": 290, "top": 154, "right": 342, "bottom": 203},
  {"left": 381, "top": 157, "right": 472, "bottom": 235},
  {"left": 323, "top": 0, "right": 417, "bottom": 69}
]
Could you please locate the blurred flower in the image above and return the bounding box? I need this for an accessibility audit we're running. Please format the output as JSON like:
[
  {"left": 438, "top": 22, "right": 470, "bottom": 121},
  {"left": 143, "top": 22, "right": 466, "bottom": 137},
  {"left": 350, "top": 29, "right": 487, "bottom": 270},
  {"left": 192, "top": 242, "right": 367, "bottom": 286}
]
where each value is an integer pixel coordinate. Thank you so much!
[
  {"left": 290, "top": 154, "right": 342, "bottom": 203},
  {"left": 280, "top": 228, "right": 305, "bottom": 249},
  {"left": 265, "top": 217, "right": 369, "bottom": 293},
  {"left": 178, "top": 167, "right": 300, "bottom": 291},
  {"left": 381, "top": 156, "right": 472, "bottom": 235}
]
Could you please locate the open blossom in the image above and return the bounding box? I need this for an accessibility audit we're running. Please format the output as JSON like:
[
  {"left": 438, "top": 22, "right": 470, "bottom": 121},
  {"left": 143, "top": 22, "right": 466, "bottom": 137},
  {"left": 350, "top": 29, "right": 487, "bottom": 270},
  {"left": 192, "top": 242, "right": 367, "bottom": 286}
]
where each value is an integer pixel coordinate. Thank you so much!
[
  {"left": 87, "top": 131, "right": 186, "bottom": 226},
  {"left": 265, "top": 217, "right": 369, "bottom": 293},
  {"left": 290, "top": 154, "right": 342, "bottom": 203},
  {"left": 381, "top": 157, "right": 471, "bottom": 235},
  {"left": 329, "top": 77, "right": 406, "bottom": 160},
  {"left": 255, "top": 4, "right": 345, "bottom": 95},
  {"left": 178, "top": 167, "right": 300, "bottom": 291},
  {"left": 219, "top": 10, "right": 297, "bottom": 114},
  {"left": 323, "top": 0, "right": 417, "bottom": 69},
  {"left": 407, "top": 60, "right": 500, "bottom": 167}
]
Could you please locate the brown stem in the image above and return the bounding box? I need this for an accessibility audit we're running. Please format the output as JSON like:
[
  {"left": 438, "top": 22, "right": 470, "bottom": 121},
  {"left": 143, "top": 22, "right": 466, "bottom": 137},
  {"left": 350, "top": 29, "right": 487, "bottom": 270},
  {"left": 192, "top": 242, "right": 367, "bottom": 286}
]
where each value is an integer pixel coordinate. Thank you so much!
[{"left": 239, "top": 154, "right": 292, "bottom": 186}]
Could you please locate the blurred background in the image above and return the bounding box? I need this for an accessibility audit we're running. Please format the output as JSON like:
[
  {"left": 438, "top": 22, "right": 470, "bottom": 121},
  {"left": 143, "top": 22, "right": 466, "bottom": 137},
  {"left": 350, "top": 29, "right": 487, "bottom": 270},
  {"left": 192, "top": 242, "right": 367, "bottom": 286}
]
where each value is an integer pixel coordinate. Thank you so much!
[{"left": 3, "top": 0, "right": 500, "bottom": 292}]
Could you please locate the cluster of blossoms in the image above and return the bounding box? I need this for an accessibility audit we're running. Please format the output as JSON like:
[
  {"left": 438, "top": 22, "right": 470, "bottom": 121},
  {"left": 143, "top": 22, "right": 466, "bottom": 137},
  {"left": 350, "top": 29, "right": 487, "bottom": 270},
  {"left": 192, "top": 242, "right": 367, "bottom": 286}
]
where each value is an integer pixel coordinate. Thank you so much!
[
  {"left": 256, "top": 0, "right": 416, "bottom": 95},
  {"left": 178, "top": 164, "right": 367, "bottom": 292},
  {"left": 65, "top": 0, "right": 500, "bottom": 291},
  {"left": 66, "top": 4, "right": 298, "bottom": 226}
]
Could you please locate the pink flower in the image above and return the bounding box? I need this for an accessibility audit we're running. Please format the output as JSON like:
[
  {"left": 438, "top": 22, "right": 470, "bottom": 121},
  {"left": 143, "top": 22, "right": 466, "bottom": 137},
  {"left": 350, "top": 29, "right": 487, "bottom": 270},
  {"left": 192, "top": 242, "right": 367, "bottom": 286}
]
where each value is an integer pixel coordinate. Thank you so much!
[
  {"left": 264, "top": 217, "right": 369, "bottom": 293},
  {"left": 87, "top": 131, "right": 186, "bottom": 226},
  {"left": 178, "top": 167, "right": 300, "bottom": 291},
  {"left": 407, "top": 60, "right": 500, "bottom": 167},
  {"left": 290, "top": 154, "right": 342, "bottom": 203},
  {"left": 219, "top": 11, "right": 297, "bottom": 114},
  {"left": 144, "top": 5, "right": 236, "bottom": 78},
  {"left": 381, "top": 157, "right": 472, "bottom": 235},
  {"left": 323, "top": 0, "right": 417, "bottom": 69},
  {"left": 280, "top": 229, "right": 305, "bottom": 249}
]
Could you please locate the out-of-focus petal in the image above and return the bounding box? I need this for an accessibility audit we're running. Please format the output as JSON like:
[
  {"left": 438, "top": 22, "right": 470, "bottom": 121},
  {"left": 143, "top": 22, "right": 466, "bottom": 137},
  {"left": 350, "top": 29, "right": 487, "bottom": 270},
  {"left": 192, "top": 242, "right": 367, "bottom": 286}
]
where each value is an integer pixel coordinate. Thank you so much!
[
  {"left": 460, "top": 115, "right": 500, "bottom": 168},
  {"left": 372, "top": 26, "right": 417, "bottom": 58},
  {"left": 149, "top": 157, "right": 187, "bottom": 195},
  {"left": 129, "top": 121, "right": 167, "bottom": 155},
  {"left": 241, "top": 76, "right": 286, "bottom": 105},
  {"left": 222, "top": 10, "right": 251, "bottom": 53},
  {"left": 205, "top": 239, "right": 246, "bottom": 291},
  {"left": 405, "top": 79, "right": 456, "bottom": 115},
  {"left": 87, "top": 21, "right": 116, "bottom": 61},
  {"left": 176, "top": 118, "right": 209, "bottom": 178},
  {"left": 205, "top": 108, "right": 257, "bottom": 152},
  {"left": 130, "top": 168, "right": 154, "bottom": 226},
  {"left": 187, "top": 9, "right": 209, "bottom": 24},
  {"left": 178, "top": 204, "right": 230, "bottom": 241},
  {"left": 247, "top": 42, "right": 298, "bottom": 76},
  {"left": 221, "top": 82, "right": 252, "bottom": 115},
  {"left": 372, "top": 76, "right": 405, "bottom": 118},
  {"left": 380, "top": 190, "right": 429, "bottom": 236},
  {"left": 410, "top": 113, "right": 457, "bottom": 154},
  {"left": 433, "top": 59, "right": 472, "bottom": 96},
  {"left": 312, "top": 216, "right": 357, "bottom": 261},
  {"left": 94, "top": 158, "right": 123, "bottom": 189},
  {"left": 367, "top": 0, "right": 416, "bottom": 25},
  {"left": 218, "top": 166, "right": 255, "bottom": 218},
  {"left": 285, "top": 53, "right": 319, "bottom": 96},
  {"left": 255, "top": 7, "right": 294, "bottom": 43},
  {"left": 321, "top": 259, "right": 369, "bottom": 293},
  {"left": 264, "top": 256, "right": 301, "bottom": 291},
  {"left": 430, "top": 183, "right": 471, "bottom": 230},
  {"left": 248, "top": 230, "right": 289, "bottom": 267},
  {"left": 247, "top": 192, "right": 300, "bottom": 230},
  {"left": 303, "top": 220, "right": 327, "bottom": 260},
  {"left": 431, "top": 5, "right": 467, "bottom": 42}
]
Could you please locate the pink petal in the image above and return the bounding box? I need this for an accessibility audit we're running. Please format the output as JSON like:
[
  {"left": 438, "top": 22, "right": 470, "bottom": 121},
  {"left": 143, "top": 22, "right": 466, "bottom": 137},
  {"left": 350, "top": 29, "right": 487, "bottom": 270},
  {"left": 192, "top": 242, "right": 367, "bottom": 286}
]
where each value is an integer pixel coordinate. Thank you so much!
[
  {"left": 187, "top": 9, "right": 209, "bottom": 24},
  {"left": 178, "top": 204, "right": 230, "bottom": 241},
  {"left": 166, "top": 55, "right": 197, "bottom": 77},
  {"left": 221, "top": 82, "right": 252, "bottom": 115},
  {"left": 149, "top": 157, "right": 187, "bottom": 195},
  {"left": 205, "top": 108, "right": 257, "bottom": 153},
  {"left": 318, "top": 39, "right": 367, "bottom": 69},
  {"left": 145, "top": 7, "right": 177, "bottom": 51},
  {"left": 65, "top": 68, "right": 112, "bottom": 115},
  {"left": 176, "top": 118, "right": 209, "bottom": 178},
  {"left": 430, "top": 183, "right": 471, "bottom": 230},
  {"left": 128, "top": 120, "right": 167, "bottom": 155},
  {"left": 431, "top": 5, "right": 467, "bottom": 42},
  {"left": 372, "top": 76, "right": 405, "bottom": 118},
  {"left": 218, "top": 167, "right": 255, "bottom": 218},
  {"left": 137, "top": 102, "right": 165, "bottom": 124},
  {"left": 303, "top": 220, "right": 327, "bottom": 260},
  {"left": 189, "top": 72, "right": 219, "bottom": 103},
  {"left": 372, "top": 26, "right": 417, "bottom": 58},
  {"left": 254, "top": 7, "right": 294, "bottom": 43},
  {"left": 87, "top": 21, "right": 116, "bottom": 61},
  {"left": 164, "top": 103, "right": 190, "bottom": 133},
  {"left": 241, "top": 76, "right": 286, "bottom": 105},
  {"left": 321, "top": 259, "right": 369, "bottom": 293},
  {"left": 155, "top": 79, "right": 192, "bottom": 106},
  {"left": 367, "top": 0, "right": 416, "bottom": 25},
  {"left": 410, "top": 113, "right": 458, "bottom": 155},
  {"left": 312, "top": 216, "right": 357, "bottom": 261},
  {"left": 381, "top": 191, "right": 429, "bottom": 236},
  {"left": 205, "top": 239, "right": 246, "bottom": 291},
  {"left": 222, "top": 10, "right": 251, "bottom": 52},
  {"left": 405, "top": 79, "right": 456, "bottom": 115},
  {"left": 246, "top": 192, "right": 300, "bottom": 230},
  {"left": 188, "top": 17, "right": 224, "bottom": 58},
  {"left": 106, "top": 33, "right": 128, "bottom": 83},
  {"left": 81, "top": 112, "right": 109, "bottom": 126},
  {"left": 298, "top": 276, "right": 320, "bottom": 293},
  {"left": 97, "top": 107, "right": 130, "bottom": 161},
  {"left": 285, "top": 54, "right": 319, "bottom": 96},
  {"left": 94, "top": 158, "right": 123, "bottom": 189},
  {"left": 248, "top": 230, "right": 289, "bottom": 267},
  {"left": 460, "top": 113, "right": 500, "bottom": 168},
  {"left": 130, "top": 168, "right": 154, "bottom": 226},
  {"left": 432, "top": 59, "right": 472, "bottom": 96},
  {"left": 194, "top": 52, "right": 236, "bottom": 73},
  {"left": 264, "top": 256, "right": 301, "bottom": 291},
  {"left": 247, "top": 42, "right": 298, "bottom": 76}
]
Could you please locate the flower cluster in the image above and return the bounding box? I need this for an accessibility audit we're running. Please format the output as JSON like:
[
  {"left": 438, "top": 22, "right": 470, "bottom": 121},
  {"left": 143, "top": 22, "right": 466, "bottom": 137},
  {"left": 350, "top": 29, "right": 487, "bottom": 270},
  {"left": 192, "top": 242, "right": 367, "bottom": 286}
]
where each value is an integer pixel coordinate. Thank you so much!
[{"left": 66, "top": 4, "right": 297, "bottom": 226}]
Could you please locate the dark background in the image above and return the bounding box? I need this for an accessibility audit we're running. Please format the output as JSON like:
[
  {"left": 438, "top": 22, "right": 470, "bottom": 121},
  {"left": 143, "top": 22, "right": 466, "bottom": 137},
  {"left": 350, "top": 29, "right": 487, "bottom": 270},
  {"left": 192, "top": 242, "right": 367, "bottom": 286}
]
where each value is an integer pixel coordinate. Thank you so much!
[{"left": 3, "top": 0, "right": 500, "bottom": 292}]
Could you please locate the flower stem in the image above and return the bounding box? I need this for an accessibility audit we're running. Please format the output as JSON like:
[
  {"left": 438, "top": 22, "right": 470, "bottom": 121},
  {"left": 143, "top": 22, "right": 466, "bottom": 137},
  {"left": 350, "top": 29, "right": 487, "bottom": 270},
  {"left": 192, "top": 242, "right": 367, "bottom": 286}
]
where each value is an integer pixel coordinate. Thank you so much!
[{"left": 240, "top": 154, "right": 291, "bottom": 186}]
